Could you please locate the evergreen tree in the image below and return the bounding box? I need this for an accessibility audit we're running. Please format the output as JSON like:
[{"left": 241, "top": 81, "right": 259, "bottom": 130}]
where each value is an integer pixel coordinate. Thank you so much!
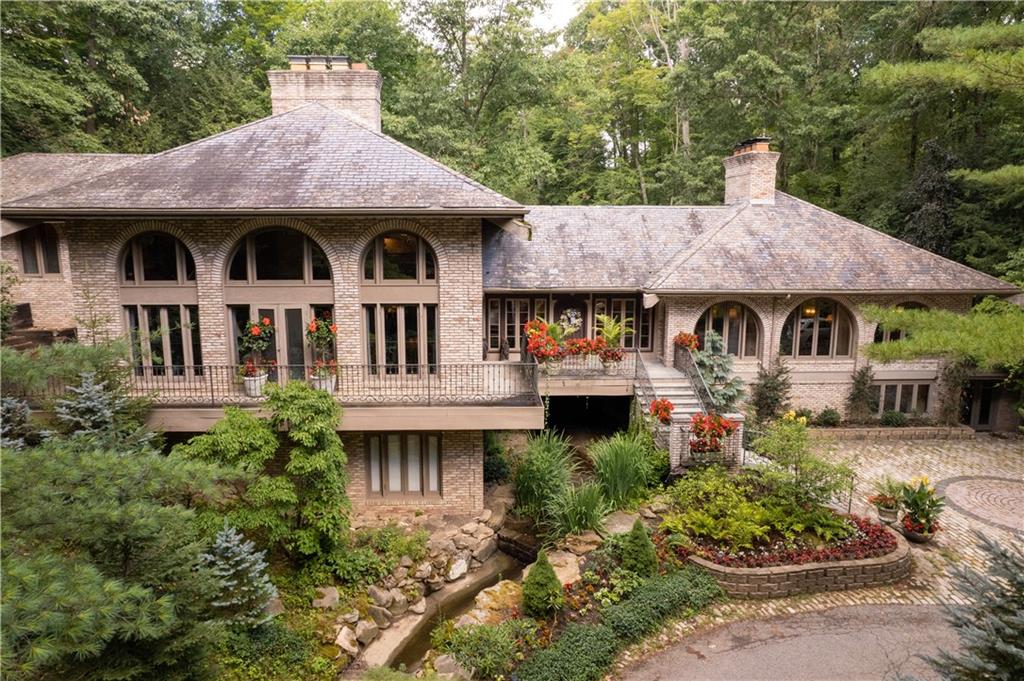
[
  {"left": 522, "top": 549, "right": 564, "bottom": 618},
  {"left": 925, "top": 533, "right": 1024, "bottom": 680},
  {"left": 201, "top": 522, "right": 278, "bottom": 629},
  {"left": 846, "top": 366, "right": 879, "bottom": 424},
  {"left": 693, "top": 330, "right": 744, "bottom": 413},
  {"left": 748, "top": 361, "right": 792, "bottom": 425},
  {"left": 1, "top": 396, "right": 33, "bottom": 450},
  {"left": 619, "top": 519, "right": 658, "bottom": 577},
  {"left": 53, "top": 371, "right": 125, "bottom": 435}
]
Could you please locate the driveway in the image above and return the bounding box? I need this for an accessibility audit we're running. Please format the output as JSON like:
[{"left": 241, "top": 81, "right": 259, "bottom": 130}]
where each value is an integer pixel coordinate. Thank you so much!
[{"left": 619, "top": 604, "right": 957, "bottom": 681}]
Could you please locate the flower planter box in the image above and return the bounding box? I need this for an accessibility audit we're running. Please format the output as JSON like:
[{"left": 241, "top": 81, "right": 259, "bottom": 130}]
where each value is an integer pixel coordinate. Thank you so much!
[{"left": 687, "top": 526, "right": 910, "bottom": 599}]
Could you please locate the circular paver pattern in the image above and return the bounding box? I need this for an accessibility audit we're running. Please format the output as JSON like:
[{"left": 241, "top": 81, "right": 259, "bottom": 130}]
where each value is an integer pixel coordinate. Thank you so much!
[{"left": 939, "top": 476, "right": 1024, "bottom": 535}]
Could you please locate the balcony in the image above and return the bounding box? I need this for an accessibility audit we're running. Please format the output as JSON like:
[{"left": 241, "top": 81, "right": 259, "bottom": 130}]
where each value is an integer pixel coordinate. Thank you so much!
[
  {"left": 22, "top": 362, "right": 544, "bottom": 432},
  {"left": 531, "top": 349, "right": 640, "bottom": 397}
]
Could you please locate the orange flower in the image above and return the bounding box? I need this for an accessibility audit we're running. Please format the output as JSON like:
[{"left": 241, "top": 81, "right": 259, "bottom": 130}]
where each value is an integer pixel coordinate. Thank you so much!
[
  {"left": 330, "top": 324, "right": 337, "bottom": 334},
  {"left": 250, "top": 326, "right": 261, "bottom": 336},
  {"left": 261, "top": 317, "right": 271, "bottom": 326},
  {"left": 309, "top": 321, "right": 318, "bottom": 333}
]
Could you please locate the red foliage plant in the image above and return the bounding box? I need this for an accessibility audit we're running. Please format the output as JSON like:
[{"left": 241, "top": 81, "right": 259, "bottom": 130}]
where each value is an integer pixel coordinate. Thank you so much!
[
  {"left": 650, "top": 398, "right": 675, "bottom": 424},
  {"left": 673, "top": 332, "right": 700, "bottom": 351},
  {"left": 689, "top": 412, "right": 738, "bottom": 453}
]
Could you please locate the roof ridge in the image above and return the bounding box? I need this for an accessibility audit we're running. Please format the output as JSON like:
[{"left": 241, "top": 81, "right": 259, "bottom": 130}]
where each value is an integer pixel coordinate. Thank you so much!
[
  {"left": 775, "top": 191, "right": 1018, "bottom": 291},
  {"left": 311, "top": 103, "right": 521, "bottom": 208},
  {"left": 526, "top": 204, "right": 733, "bottom": 210},
  {"left": 644, "top": 203, "right": 747, "bottom": 290}
]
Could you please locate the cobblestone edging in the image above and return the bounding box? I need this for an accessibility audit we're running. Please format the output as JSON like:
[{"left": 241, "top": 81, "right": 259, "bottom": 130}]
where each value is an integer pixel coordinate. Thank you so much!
[
  {"left": 810, "top": 426, "right": 974, "bottom": 441},
  {"left": 687, "top": 527, "right": 911, "bottom": 599}
]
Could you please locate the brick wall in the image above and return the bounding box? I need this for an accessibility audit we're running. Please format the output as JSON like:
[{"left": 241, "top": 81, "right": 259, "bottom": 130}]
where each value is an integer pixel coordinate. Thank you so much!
[
  {"left": 1, "top": 227, "right": 76, "bottom": 329},
  {"left": 688, "top": 526, "right": 911, "bottom": 598},
  {"left": 267, "top": 69, "right": 382, "bottom": 131},
  {"left": 723, "top": 151, "right": 780, "bottom": 205},
  {"left": 658, "top": 293, "right": 973, "bottom": 419}
]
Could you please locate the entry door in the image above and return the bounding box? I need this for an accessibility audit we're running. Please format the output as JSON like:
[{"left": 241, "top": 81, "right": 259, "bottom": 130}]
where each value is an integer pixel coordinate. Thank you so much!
[
  {"left": 968, "top": 380, "right": 997, "bottom": 431},
  {"left": 257, "top": 306, "right": 307, "bottom": 380}
]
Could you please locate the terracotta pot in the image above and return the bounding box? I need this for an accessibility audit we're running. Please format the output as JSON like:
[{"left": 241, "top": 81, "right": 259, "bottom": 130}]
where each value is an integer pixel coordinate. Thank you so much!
[{"left": 243, "top": 372, "right": 269, "bottom": 397}]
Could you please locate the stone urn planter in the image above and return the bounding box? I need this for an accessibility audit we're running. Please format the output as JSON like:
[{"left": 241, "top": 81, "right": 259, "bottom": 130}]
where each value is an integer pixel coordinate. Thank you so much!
[
  {"left": 601, "top": 359, "right": 619, "bottom": 375},
  {"left": 310, "top": 375, "right": 337, "bottom": 393},
  {"left": 874, "top": 505, "right": 899, "bottom": 526},
  {"left": 243, "top": 372, "right": 269, "bottom": 397},
  {"left": 540, "top": 358, "right": 563, "bottom": 376}
]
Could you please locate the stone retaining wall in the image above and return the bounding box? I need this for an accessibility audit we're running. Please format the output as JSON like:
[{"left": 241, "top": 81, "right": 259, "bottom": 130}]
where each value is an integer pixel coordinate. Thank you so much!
[
  {"left": 810, "top": 425, "right": 974, "bottom": 441},
  {"left": 687, "top": 527, "right": 911, "bottom": 599}
]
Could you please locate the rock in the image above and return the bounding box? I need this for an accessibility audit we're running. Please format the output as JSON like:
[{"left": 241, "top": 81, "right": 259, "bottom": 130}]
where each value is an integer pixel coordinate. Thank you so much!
[
  {"left": 400, "top": 555, "right": 414, "bottom": 568},
  {"left": 265, "top": 596, "right": 285, "bottom": 617},
  {"left": 473, "top": 525, "right": 495, "bottom": 540},
  {"left": 340, "top": 609, "right": 360, "bottom": 624},
  {"left": 454, "top": 533, "right": 481, "bottom": 551},
  {"left": 460, "top": 521, "right": 480, "bottom": 534},
  {"left": 410, "top": 598, "right": 427, "bottom": 614},
  {"left": 446, "top": 555, "right": 469, "bottom": 581},
  {"left": 407, "top": 582, "right": 425, "bottom": 601},
  {"left": 489, "top": 484, "right": 514, "bottom": 503},
  {"left": 428, "top": 538, "right": 456, "bottom": 556},
  {"left": 426, "top": 575, "right": 446, "bottom": 593},
  {"left": 435, "top": 654, "right": 471, "bottom": 680},
  {"left": 393, "top": 566, "right": 409, "bottom": 581},
  {"left": 432, "top": 554, "right": 450, "bottom": 569},
  {"left": 312, "top": 586, "right": 339, "bottom": 609},
  {"left": 486, "top": 505, "right": 506, "bottom": 531},
  {"left": 650, "top": 500, "right": 670, "bottom": 514},
  {"left": 460, "top": 579, "right": 522, "bottom": 626},
  {"left": 355, "top": 619, "right": 379, "bottom": 645},
  {"left": 388, "top": 588, "right": 409, "bottom": 616},
  {"left": 413, "top": 561, "right": 434, "bottom": 580},
  {"left": 524, "top": 550, "right": 581, "bottom": 586},
  {"left": 368, "top": 585, "right": 393, "bottom": 608},
  {"left": 476, "top": 508, "right": 493, "bottom": 524},
  {"left": 640, "top": 507, "right": 658, "bottom": 520},
  {"left": 367, "top": 605, "right": 391, "bottom": 629},
  {"left": 563, "top": 530, "right": 603, "bottom": 556},
  {"left": 603, "top": 510, "right": 641, "bottom": 535},
  {"left": 334, "top": 626, "right": 359, "bottom": 657},
  {"left": 472, "top": 536, "right": 498, "bottom": 563},
  {"left": 470, "top": 558, "right": 483, "bottom": 570}
]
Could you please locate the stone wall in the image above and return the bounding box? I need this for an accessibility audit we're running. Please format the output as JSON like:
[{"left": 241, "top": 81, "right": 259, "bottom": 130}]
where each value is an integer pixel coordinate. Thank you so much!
[
  {"left": 809, "top": 425, "right": 975, "bottom": 441},
  {"left": 687, "top": 527, "right": 911, "bottom": 598}
]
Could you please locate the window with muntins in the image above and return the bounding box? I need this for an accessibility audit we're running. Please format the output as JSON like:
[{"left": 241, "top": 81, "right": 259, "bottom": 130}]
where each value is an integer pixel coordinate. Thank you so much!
[
  {"left": 227, "top": 227, "right": 330, "bottom": 283},
  {"left": 362, "top": 232, "right": 437, "bottom": 285},
  {"left": 18, "top": 224, "right": 61, "bottom": 275},
  {"left": 366, "top": 433, "right": 441, "bottom": 497},
  {"left": 873, "top": 302, "right": 927, "bottom": 343},
  {"left": 121, "top": 232, "right": 195, "bottom": 284},
  {"left": 779, "top": 298, "right": 854, "bottom": 358},
  {"left": 871, "top": 382, "right": 931, "bottom": 416},
  {"left": 695, "top": 301, "right": 760, "bottom": 357}
]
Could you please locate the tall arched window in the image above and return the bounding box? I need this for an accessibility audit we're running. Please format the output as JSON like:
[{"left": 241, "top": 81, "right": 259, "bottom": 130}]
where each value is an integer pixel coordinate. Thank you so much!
[
  {"left": 119, "top": 232, "right": 200, "bottom": 373},
  {"left": 224, "top": 227, "right": 333, "bottom": 371},
  {"left": 694, "top": 301, "right": 760, "bottom": 357},
  {"left": 873, "top": 302, "right": 927, "bottom": 343},
  {"left": 361, "top": 232, "right": 439, "bottom": 373},
  {"left": 779, "top": 298, "right": 855, "bottom": 358}
]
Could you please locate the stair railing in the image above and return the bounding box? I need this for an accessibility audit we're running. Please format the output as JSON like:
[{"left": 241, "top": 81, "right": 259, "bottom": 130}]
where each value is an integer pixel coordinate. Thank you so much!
[{"left": 673, "top": 345, "right": 713, "bottom": 414}]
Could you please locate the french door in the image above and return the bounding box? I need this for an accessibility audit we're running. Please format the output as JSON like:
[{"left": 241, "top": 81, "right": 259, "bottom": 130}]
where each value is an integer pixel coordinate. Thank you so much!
[
  {"left": 363, "top": 303, "right": 437, "bottom": 374},
  {"left": 230, "top": 304, "right": 333, "bottom": 379}
]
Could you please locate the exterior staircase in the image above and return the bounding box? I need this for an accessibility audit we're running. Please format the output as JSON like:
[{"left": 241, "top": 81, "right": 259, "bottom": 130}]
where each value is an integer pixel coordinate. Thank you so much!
[
  {"left": 3, "top": 303, "right": 76, "bottom": 350},
  {"left": 644, "top": 359, "right": 705, "bottom": 423}
]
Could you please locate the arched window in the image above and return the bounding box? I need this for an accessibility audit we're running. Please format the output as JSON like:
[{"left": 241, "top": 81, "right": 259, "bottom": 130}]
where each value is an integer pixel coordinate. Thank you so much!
[
  {"left": 224, "top": 227, "right": 333, "bottom": 370},
  {"left": 694, "top": 301, "right": 760, "bottom": 357},
  {"left": 873, "top": 302, "right": 927, "bottom": 343},
  {"left": 119, "top": 232, "right": 201, "bottom": 374},
  {"left": 779, "top": 298, "right": 855, "bottom": 358},
  {"left": 361, "top": 232, "right": 439, "bottom": 372},
  {"left": 227, "top": 227, "right": 330, "bottom": 283},
  {"left": 18, "top": 224, "right": 61, "bottom": 275}
]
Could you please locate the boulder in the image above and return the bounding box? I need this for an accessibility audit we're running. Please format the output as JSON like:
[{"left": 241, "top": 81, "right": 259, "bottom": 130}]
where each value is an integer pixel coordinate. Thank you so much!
[
  {"left": 392, "top": 566, "right": 409, "bottom": 581},
  {"left": 264, "top": 596, "right": 285, "bottom": 617},
  {"left": 334, "top": 626, "right": 359, "bottom": 657},
  {"left": 456, "top": 579, "right": 522, "bottom": 627},
  {"left": 388, "top": 588, "right": 409, "bottom": 616},
  {"left": 454, "top": 533, "right": 481, "bottom": 551},
  {"left": 367, "top": 605, "right": 391, "bottom": 629},
  {"left": 355, "top": 619, "right": 379, "bottom": 646},
  {"left": 603, "top": 510, "right": 641, "bottom": 535},
  {"left": 410, "top": 598, "right": 427, "bottom": 614},
  {"left": 312, "top": 586, "right": 339, "bottom": 609},
  {"left": 472, "top": 536, "right": 498, "bottom": 563},
  {"left": 413, "top": 561, "right": 434, "bottom": 580},
  {"left": 473, "top": 525, "right": 495, "bottom": 540},
  {"left": 476, "top": 508, "right": 493, "bottom": 524},
  {"left": 639, "top": 507, "right": 658, "bottom": 520},
  {"left": 485, "top": 505, "right": 506, "bottom": 531},
  {"left": 563, "top": 531, "right": 602, "bottom": 556},
  {"left": 426, "top": 575, "right": 446, "bottom": 593},
  {"left": 650, "top": 499, "right": 670, "bottom": 514},
  {"left": 368, "top": 585, "right": 393, "bottom": 608},
  {"left": 446, "top": 555, "right": 469, "bottom": 581},
  {"left": 340, "top": 609, "right": 360, "bottom": 624},
  {"left": 428, "top": 537, "right": 456, "bottom": 557},
  {"left": 523, "top": 550, "right": 581, "bottom": 586},
  {"left": 460, "top": 521, "right": 480, "bottom": 534},
  {"left": 399, "top": 555, "right": 414, "bottom": 568},
  {"left": 435, "top": 654, "right": 472, "bottom": 680}
]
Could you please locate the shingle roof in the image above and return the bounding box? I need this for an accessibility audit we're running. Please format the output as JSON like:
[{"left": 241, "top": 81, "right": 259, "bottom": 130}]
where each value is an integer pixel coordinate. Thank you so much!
[
  {"left": 1, "top": 153, "right": 148, "bottom": 204},
  {"left": 484, "top": 194, "right": 1017, "bottom": 294},
  {"left": 2, "top": 104, "right": 523, "bottom": 215},
  {"left": 484, "top": 205, "right": 736, "bottom": 290}
]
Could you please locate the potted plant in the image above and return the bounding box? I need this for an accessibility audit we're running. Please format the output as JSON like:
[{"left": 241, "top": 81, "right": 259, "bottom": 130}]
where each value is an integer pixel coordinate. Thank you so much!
[
  {"left": 868, "top": 475, "right": 902, "bottom": 525},
  {"left": 650, "top": 398, "right": 675, "bottom": 425},
  {"left": 525, "top": 318, "right": 564, "bottom": 375},
  {"left": 237, "top": 317, "right": 275, "bottom": 397},
  {"left": 595, "top": 314, "right": 632, "bottom": 374},
  {"left": 689, "top": 411, "right": 738, "bottom": 461},
  {"left": 673, "top": 332, "right": 700, "bottom": 352},
  {"left": 306, "top": 315, "right": 338, "bottom": 391},
  {"left": 900, "top": 476, "right": 945, "bottom": 543}
]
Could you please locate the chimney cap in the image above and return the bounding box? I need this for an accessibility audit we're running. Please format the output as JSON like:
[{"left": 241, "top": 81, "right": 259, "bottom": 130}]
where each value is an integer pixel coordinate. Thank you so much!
[
  {"left": 732, "top": 136, "right": 773, "bottom": 155},
  {"left": 285, "top": 54, "right": 353, "bottom": 70}
]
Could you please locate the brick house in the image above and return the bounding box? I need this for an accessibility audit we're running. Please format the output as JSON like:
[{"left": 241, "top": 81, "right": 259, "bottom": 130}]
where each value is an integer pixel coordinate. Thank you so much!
[{"left": 2, "top": 57, "right": 1019, "bottom": 512}]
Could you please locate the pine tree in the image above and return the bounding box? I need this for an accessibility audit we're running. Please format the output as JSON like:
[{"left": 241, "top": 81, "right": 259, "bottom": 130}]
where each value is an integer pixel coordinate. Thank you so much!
[
  {"left": 925, "top": 533, "right": 1024, "bottom": 680},
  {"left": 845, "top": 366, "right": 878, "bottom": 424},
  {"left": 1, "top": 396, "right": 33, "bottom": 450},
  {"left": 749, "top": 361, "right": 792, "bottom": 425},
  {"left": 201, "top": 522, "right": 278, "bottom": 629},
  {"left": 693, "top": 330, "right": 745, "bottom": 413},
  {"left": 522, "top": 550, "right": 565, "bottom": 618},
  {"left": 53, "top": 371, "right": 126, "bottom": 435},
  {"left": 619, "top": 519, "right": 658, "bottom": 577}
]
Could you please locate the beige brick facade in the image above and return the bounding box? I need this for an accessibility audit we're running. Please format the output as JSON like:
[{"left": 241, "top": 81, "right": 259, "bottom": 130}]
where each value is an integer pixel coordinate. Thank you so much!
[{"left": 1, "top": 227, "right": 76, "bottom": 329}]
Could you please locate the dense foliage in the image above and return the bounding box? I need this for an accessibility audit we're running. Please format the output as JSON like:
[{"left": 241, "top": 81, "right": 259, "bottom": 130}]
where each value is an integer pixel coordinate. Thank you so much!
[
  {"left": 200, "top": 522, "right": 279, "bottom": 629},
  {"left": 2, "top": 1, "right": 1021, "bottom": 276},
  {"left": 692, "top": 330, "right": 744, "bottom": 413},
  {"left": 846, "top": 366, "right": 879, "bottom": 424},
  {"left": 618, "top": 519, "right": 659, "bottom": 577},
  {"left": 522, "top": 550, "right": 565, "bottom": 618},
  {"left": 432, "top": 618, "right": 539, "bottom": 679},
  {"left": 589, "top": 431, "right": 654, "bottom": 508},
  {"left": 747, "top": 361, "right": 792, "bottom": 426},
  {"left": 513, "top": 430, "right": 576, "bottom": 521}
]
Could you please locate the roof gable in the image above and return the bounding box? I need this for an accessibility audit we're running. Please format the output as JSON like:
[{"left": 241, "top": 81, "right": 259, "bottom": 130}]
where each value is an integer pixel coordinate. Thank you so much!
[{"left": 3, "top": 105, "right": 522, "bottom": 214}]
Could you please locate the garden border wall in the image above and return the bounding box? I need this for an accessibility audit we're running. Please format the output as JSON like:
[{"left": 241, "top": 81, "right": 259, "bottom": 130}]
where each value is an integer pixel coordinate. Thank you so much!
[
  {"left": 687, "top": 526, "right": 910, "bottom": 598},
  {"left": 809, "top": 425, "right": 974, "bottom": 441}
]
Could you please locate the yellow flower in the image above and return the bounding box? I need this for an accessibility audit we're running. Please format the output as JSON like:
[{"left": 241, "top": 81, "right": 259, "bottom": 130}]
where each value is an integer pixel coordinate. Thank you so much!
[
  {"left": 798, "top": 416, "right": 808, "bottom": 425},
  {"left": 784, "top": 410, "right": 796, "bottom": 421}
]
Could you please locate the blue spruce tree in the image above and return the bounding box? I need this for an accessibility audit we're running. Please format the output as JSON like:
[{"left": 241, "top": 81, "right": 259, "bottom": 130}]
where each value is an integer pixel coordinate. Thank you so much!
[{"left": 200, "top": 522, "right": 278, "bottom": 628}]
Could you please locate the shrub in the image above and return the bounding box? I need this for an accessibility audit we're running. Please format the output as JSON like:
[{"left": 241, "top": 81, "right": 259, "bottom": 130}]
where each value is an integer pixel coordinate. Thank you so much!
[
  {"left": 483, "top": 431, "right": 511, "bottom": 484},
  {"left": 619, "top": 519, "right": 658, "bottom": 577},
  {"left": 215, "top": 620, "right": 334, "bottom": 681},
  {"left": 523, "top": 550, "right": 565, "bottom": 617},
  {"left": 748, "top": 361, "right": 791, "bottom": 425},
  {"left": 1, "top": 396, "right": 34, "bottom": 449},
  {"left": 794, "top": 407, "right": 814, "bottom": 421},
  {"left": 515, "top": 623, "right": 619, "bottom": 681},
  {"left": 514, "top": 431, "right": 575, "bottom": 521},
  {"left": 603, "top": 568, "right": 721, "bottom": 642},
  {"left": 432, "top": 618, "right": 538, "bottom": 679},
  {"left": 335, "top": 524, "right": 428, "bottom": 586},
  {"left": 692, "top": 330, "right": 744, "bottom": 412},
  {"left": 0, "top": 261, "right": 18, "bottom": 340},
  {"left": 589, "top": 432, "right": 652, "bottom": 508},
  {"left": 815, "top": 407, "right": 842, "bottom": 427},
  {"left": 200, "top": 522, "right": 278, "bottom": 629},
  {"left": 846, "top": 366, "right": 878, "bottom": 423},
  {"left": 881, "top": 410, "right": 908, "bottom": 427},
  {"left": 544, "top": 482, "right": 608, "bottom": 540}
]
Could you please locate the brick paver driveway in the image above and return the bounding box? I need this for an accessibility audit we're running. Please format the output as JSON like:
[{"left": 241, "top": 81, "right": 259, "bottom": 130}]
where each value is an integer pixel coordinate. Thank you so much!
[{"left": 614, "top": 435, "right": 1024, "bottom": 677}]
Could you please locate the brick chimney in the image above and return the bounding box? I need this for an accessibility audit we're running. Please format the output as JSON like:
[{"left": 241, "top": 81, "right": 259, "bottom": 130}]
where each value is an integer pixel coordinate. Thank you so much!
[
  {"left": 722, "top": 137, "right": 780, "bottom": 205},
  {"left": 268, "top": 55, "right": 383, "bottom": 131}
]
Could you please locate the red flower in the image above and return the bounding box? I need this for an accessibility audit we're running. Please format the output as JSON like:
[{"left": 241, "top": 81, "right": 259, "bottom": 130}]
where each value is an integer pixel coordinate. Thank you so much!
[
  {"left": 650, "top": 398, "right": 674, "bottom": 424},
  {"left": 689, "top": 412, "right": 738, "bottom": 453},
  {"left": 673, "top": 332, "right": 700, "bottom": 351},
  {"left": 330, "top": 324, "right": 338, "bottom": 334},
  {"left": 250, "top": 325, "right": 261, "bottom": 336},
  {"left": 261, "top": 317, "right": 271, "bottom": 326},
  {"left": 308, "top": 321, "right": 318, "bottom": 333}
]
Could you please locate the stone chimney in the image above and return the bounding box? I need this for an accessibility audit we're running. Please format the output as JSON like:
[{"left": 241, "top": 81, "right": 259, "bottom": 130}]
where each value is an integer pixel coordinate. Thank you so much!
[
  {"left": 722, "top": 137, "right": 780, "bottom": 205},
  {"left": 268, "top": 55, "right": 383, "bottom": 131}
]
